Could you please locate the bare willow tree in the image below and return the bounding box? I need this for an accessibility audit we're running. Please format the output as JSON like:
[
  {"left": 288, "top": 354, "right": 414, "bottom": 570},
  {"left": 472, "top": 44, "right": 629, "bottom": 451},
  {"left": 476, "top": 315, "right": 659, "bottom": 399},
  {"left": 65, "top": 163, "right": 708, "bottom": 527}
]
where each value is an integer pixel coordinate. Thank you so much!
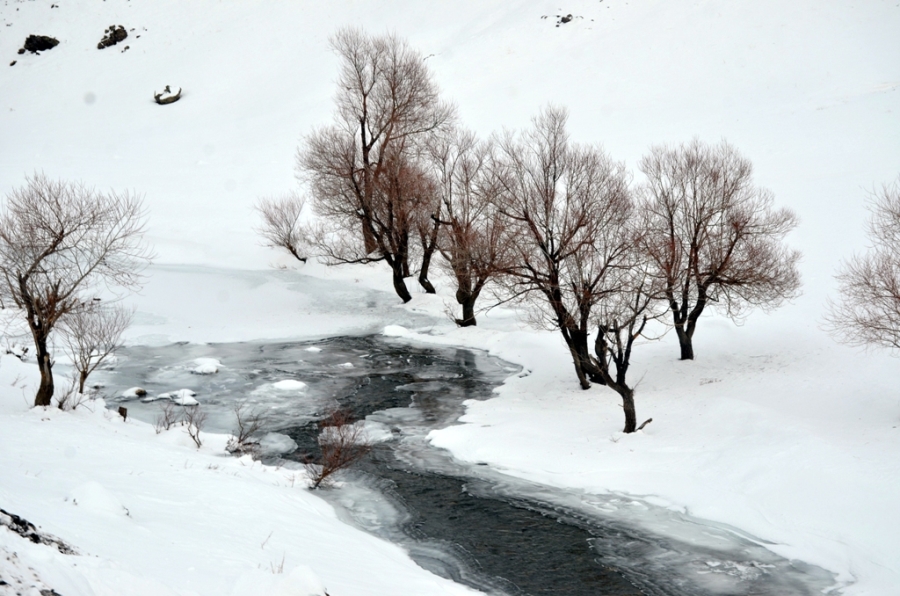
[
  {"left": 61, "top": 304, "right": 133, "bottom": 395},
  {"left": 639, "top": 139, "right": 801, "bottom": 360},
  {"left": 494, "top": 106, "right": 633, "bottom": 389},
  {"left": 0, "top": 174, "right": 150, "bottom": 406},
  {"left": 826, "top": 177, "right": 900, "bottom": 349},
  {"left": 429, "top": 129, "right": 510, "bottom": 326},
  {"left": 298, "top": 28, "right": 454, "bottom": 302},
  {"left": 254, "top": 192, "right": 308, "bottom": 262},
  {"left": 592, "top": 248, "right": 664, "bottom": 432}
]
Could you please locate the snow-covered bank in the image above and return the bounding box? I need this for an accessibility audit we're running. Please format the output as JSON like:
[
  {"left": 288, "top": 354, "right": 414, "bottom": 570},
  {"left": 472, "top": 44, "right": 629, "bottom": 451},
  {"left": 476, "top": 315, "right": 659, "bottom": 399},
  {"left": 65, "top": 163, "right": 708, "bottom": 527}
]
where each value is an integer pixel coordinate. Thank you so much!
[{"left": 0, "top": 353, "right": 480, "bottom": 596}]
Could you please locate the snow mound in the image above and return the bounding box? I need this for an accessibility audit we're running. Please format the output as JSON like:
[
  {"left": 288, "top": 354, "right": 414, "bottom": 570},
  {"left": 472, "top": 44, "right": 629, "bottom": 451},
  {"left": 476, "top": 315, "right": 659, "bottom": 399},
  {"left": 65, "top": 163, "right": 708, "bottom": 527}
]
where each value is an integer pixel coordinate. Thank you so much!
[
  {"left": 192, "top": 358, "right": 221, "bottom": 374},
  {"left": 274, "top": 565, "right": 328, "bottom": 596},
  {"left": 66, "top": 481, "right": 130, "bottom": 518},
  {"left": 257, "top": 433, "right": 298, "bottom": 457},
  {"left": 382, "top": 325, "right": 409, "bottom": 337},
  {"left": 230, "top": 565, "right": 328, "bottom": 596},
  {"left": 151, "top": 389, "right": 199, "bottom": 406},
  {"left": 120, "top": 386, "right": 147, "bottom": 398},
  {"left": 273, "top": 379, "right": 307, "bottom": 391}
]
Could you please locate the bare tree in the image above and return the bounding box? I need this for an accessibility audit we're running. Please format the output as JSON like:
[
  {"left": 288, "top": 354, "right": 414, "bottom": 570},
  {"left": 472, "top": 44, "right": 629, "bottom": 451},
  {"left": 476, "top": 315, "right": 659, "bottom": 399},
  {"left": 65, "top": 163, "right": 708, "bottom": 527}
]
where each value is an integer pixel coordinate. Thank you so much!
[
  {"left": 494, "top": 106, "right": 633, "bottom": 389},
  {"left": 297, "top": 28, "right": 454, "bottom": 302},
  {"left": 0, "top": 174, "right": 150, "bottom": 407},
  {"left": 60, "top": 304, "right": 133, "bottom": 395},
  {"left": 305, "top": 409, "right": 371, "bottom": 489},
  {"left": 639, "top": 139, "right": 801, "bottom": 360},
  {"left": 429, "top": 129, "right": 511, "bottom": 326},
  {"left": 826, "top": 177, "right": 900, "bottom": 349},
  {"left": 254, "top": 193, "right": 308, "bottom": 262},
  {"left": 592, "top": 247, "right": 664, "bottom": 432}
]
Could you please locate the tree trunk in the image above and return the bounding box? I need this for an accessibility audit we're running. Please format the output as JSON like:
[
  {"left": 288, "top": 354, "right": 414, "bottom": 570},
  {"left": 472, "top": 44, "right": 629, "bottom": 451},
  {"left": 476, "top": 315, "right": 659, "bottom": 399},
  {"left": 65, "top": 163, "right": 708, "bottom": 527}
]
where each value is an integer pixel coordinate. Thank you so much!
[
  {"left": 570, "top": 328, "right": 605, "bottom": 385},
  {"left": 567, "top": 342, "right": 591, "bottom": 390},
  {"left": 417, "top": 222, "right": 439, "bottom": 294},
  {"left": 675, "top": 326, "right": 694, "bottom": 360},
  {"left": 418, "top": 267, "right": 436, "bottom": 295},
  {"left": 33, "top": 334, "right": 54, "bottom": 407},
  {"left": 391, "top": 264, "right": 412, "bottom": 303},
  {"left": 456, "top": 291, "right": 477, "bottom": 327},
  {"left": 362, "top": 222, "right": 378, "bottom": 255},
  {"left": 620, "top": 387, "right": 637, "bottom": 433},
  {"left": 78, "top": 370, "right": 88, "bottom": 395}
]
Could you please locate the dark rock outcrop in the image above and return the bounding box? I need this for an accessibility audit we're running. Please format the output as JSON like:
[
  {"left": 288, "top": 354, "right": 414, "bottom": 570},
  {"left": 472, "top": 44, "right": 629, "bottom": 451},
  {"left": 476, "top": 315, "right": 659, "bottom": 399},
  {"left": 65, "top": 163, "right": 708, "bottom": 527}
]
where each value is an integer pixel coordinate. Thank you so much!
[
  {"left": 97, "top": 25, "right": 127, "bottom": 49},
  {"left": 21, "top": 35, "right": 59, "bottom": 53}
]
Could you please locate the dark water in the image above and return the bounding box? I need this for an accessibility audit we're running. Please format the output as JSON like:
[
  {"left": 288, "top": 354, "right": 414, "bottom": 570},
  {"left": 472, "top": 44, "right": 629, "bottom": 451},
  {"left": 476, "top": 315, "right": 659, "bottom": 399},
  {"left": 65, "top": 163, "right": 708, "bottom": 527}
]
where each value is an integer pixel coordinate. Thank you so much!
[{"left": 96, "top": 336, "right": 841, "bottom": 596}]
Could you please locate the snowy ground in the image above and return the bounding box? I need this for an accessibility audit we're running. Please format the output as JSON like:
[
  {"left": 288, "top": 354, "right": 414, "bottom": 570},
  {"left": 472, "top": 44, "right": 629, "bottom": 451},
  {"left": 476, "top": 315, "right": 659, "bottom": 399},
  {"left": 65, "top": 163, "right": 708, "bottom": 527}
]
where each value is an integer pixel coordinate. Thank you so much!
[{"left": 1, "top": 0, "right": 899, "bottom": 594}]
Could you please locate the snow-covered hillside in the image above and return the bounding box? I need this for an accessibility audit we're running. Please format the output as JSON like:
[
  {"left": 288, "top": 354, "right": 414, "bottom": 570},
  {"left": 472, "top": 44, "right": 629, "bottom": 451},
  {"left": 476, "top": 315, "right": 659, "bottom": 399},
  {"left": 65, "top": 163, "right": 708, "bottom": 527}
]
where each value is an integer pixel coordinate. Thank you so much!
[{"left": 1, "top": 0, "right": 899, "bottom": 594}]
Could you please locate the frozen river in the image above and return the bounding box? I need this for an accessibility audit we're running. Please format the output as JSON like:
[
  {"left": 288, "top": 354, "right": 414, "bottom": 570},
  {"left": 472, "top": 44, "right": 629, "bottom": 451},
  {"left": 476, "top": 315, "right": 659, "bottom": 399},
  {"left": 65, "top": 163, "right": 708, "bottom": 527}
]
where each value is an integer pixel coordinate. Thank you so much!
[{"left": 97, "top": 336, "right": 839, "bottom": 596}]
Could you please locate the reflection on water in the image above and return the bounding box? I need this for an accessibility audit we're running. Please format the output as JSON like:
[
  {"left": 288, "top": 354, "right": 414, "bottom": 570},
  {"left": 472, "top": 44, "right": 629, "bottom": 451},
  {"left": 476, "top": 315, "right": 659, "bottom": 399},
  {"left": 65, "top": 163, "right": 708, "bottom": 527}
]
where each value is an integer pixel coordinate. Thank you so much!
[{"left": 96, "top": 336, "right": 841, "bottom": 596}]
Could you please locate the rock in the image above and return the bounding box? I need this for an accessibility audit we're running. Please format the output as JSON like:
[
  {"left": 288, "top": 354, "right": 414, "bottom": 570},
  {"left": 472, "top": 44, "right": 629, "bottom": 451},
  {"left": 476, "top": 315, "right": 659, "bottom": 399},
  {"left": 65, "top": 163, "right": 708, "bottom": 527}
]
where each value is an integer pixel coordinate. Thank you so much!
[
  {"left": 9, "top": 61, "right": 15, "bottom": 66},
  {"left": 22, "top": 35, "right": 59, "bottom": 53},
  {"left": 154, "top": 85, "right": 182, "bottom": 105},
  {"left": 97, "top": 25, "right": 127, "bottom": 49},
  {"left": 121, "top": 386, "right": 147, "bottom": 398}
]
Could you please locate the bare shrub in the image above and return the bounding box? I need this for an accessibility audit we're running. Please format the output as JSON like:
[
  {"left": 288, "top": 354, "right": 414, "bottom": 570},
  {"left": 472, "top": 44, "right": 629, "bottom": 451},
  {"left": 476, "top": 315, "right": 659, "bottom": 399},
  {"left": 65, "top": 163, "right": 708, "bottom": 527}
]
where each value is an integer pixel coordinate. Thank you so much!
[
  {"left": 155, "top": 401, "right": 178, "bottom": 434},
  {"left": 182, "top": 405, "right": 206, "bottom": 448},
  {"left": 0, "top": 173, "right": 151, "bottom": 406},
  {"left": 226, "top": 402, "right": 265, "bottom": 456},
  {"left": 638, "top": 140, "right": 801, "bottom": 360},
  {"left": 255, "top": 193, "right": 309, "bottom": 262},
  {"left": 61, "top": 303, "right": 133, "bottom": 395},
  {"left": 305, "top": 409, "right": 371, "bottom": 489},
  {"left": 297, "top": 28, "right": 454, "bottom": 303},
  {"left": 53, "top": 373, "right": 86, "bottom": 411},
  {"left": 826, "top": 177, "right": 900, "bottom": 349}
]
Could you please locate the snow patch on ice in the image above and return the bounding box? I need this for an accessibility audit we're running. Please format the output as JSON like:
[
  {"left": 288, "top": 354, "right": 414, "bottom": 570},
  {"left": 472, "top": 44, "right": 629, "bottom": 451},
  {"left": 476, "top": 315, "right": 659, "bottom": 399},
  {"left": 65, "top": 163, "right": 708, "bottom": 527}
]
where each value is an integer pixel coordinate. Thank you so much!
[
  {"left": 192, "top": 357, "right": 221, "bottom": 374},
  {"left": 145, "top": 389, "right": 199, "bottom": 406},
  {"left": 273, "top": 379, "right": 307, "bottom": 391}
]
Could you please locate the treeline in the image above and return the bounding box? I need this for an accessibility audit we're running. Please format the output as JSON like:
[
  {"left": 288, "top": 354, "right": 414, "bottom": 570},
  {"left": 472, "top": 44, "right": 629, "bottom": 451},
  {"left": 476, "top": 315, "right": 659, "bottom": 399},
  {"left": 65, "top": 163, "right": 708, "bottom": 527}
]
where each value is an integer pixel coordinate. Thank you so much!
[{"left": 258, "top": 29, "right": 804, "bottom": 433}]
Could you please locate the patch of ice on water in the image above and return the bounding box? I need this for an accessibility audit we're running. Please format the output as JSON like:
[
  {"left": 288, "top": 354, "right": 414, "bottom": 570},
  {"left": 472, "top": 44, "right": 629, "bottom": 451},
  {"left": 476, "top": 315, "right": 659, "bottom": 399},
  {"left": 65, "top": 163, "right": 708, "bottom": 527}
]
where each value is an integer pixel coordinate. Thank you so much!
[{"left": 257, "top": 432, "right": 298, "bottom": 456}]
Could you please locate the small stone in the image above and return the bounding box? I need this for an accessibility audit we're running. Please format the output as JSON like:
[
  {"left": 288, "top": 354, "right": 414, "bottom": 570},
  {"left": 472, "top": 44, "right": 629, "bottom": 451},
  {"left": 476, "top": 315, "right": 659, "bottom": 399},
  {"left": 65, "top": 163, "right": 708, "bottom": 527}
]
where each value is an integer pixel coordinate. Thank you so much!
[{"left": 9, "top": 60, "right": 15, "bottom": 66}]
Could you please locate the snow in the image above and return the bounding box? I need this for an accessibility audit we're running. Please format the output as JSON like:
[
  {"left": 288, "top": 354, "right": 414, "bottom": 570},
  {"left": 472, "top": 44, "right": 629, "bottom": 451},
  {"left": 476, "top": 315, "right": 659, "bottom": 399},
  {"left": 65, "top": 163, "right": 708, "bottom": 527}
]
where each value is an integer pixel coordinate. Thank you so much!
[
  {"left": 153, "top": 389, "right": 200, "bottom": 406},
  {"left": 0, "top": 0, "right": 898, "bottom": 594},
  {"left": 192, "top": 358, "right": 221, "bottom": 375},
  {"left": 272, "top": 380, "right": 307, "bottom": 392},
  {"left": 120, "top": 387, "right": 146, "bottom": 398}
]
